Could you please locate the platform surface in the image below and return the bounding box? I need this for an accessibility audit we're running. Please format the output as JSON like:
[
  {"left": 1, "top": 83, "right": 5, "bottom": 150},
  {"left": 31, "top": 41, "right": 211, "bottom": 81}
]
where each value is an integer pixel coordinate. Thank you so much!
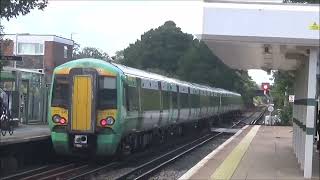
[
  {"left": 0, "top": 124, "right": 50, "bottom": 146},
  {"left": 180, "top": 125, "right": 319, "bottom": 180}
]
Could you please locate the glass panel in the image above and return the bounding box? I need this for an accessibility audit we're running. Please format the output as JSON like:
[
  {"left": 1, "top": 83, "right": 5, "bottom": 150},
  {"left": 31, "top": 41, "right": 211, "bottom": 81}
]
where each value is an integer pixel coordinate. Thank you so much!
[
  {"left": 64, "top": 46, "right": 68, "bottom": 58},
  {"left": 52, "top": 75, "right": 69, "bottom": 108},
  {"left": 127, "top": 86, "right": 139, "bottom": 111},
  {"left": 180, "top": 93, "right": 189, "bottom": 108},
  {"left": 141, "top": 88, "right": 160, "bottom": 111},
  {"left": 28, "top": 73, "right": 42, "bottom": 121},
  {"left": 97, "top": 76, "right": 117, "bottom": 109}
]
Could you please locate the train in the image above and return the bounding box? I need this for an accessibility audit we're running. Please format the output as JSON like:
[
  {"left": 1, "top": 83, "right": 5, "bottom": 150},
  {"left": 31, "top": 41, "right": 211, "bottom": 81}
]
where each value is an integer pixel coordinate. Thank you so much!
[{"left": 48, "top": 58, "right": 244, "bottom": 156}]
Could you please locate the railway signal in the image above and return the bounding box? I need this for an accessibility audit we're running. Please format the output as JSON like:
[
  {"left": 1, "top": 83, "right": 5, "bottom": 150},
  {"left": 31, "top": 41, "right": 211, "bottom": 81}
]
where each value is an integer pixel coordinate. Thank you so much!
[{"left": 261, "top": 83, "right": 270, "bottom": 95}]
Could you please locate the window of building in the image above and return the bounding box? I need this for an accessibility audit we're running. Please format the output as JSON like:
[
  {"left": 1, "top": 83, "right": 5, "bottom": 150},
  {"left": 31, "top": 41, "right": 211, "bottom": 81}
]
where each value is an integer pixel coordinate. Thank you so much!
[
  {"left": 18, "top": 43, "right": 44, "bottom": 55},
  {"left": 64, "top": 46, "right": 68, "bottom": 58}
]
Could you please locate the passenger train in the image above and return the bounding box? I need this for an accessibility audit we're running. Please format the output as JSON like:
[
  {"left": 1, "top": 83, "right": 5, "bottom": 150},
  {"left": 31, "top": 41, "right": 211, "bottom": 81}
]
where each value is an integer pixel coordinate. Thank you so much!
[{"left": 48, "top": 58, "right": 243, "bottom": 156}]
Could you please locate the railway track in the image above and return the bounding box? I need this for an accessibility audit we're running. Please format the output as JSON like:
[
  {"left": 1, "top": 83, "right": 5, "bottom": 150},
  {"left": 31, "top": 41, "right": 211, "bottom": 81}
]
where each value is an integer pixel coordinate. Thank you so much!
[
  {"left": 1, "top": 109, "right": 264, "bottom": 180},
  {"left": 250, "top": 108, "right": 266, "bottom": 125},
  {"left": 1, "top": 163, "right": 76, "bottom": 180},
  {"left": 113, "top": 109, "right": 264, "bottom": 180}
]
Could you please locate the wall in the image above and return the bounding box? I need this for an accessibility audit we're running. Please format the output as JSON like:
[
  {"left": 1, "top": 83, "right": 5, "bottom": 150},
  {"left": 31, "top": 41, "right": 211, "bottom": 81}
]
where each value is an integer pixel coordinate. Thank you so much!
[{"left": 44, "top": 41, "right": 73, "bottom": 83}]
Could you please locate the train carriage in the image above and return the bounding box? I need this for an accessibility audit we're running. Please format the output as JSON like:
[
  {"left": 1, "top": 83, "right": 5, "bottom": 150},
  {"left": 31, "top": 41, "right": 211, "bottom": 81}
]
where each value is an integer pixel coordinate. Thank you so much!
[{"left": 48, "top": 58, "right": 243, "bottom": 156}]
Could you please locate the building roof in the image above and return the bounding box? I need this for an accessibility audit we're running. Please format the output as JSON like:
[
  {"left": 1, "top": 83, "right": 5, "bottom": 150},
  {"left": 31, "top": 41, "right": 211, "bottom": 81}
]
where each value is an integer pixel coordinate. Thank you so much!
[{"left": 3, "top": 34, "right": 74, "bottom": 46}]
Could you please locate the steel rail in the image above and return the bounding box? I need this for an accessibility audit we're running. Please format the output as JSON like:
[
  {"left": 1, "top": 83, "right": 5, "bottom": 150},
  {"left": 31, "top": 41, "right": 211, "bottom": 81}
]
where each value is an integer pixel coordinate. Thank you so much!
[
  {"left": 115, "top": 109, "right": 264, "bottom": 180},
  {"left": 66, "top": 162, "right": 120, "bottom": 180},
  {"left": 1, "top": 165, "right": 51, "bottom": 180}
]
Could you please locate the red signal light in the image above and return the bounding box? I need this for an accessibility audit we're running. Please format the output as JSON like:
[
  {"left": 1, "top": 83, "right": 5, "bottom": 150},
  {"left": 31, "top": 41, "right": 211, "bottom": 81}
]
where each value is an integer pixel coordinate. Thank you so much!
[{"left": 261, "top": 83, "right": 270, "bottom": 90}]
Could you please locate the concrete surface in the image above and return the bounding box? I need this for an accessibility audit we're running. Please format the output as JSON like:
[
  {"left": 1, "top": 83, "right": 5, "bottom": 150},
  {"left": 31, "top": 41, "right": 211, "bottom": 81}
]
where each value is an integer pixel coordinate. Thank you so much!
[
  {"left": 0, "top": 124, "right": 50, "bottom": 146},
  {"left": 179, "top": 126, "right": 319, "bottom": 180}
]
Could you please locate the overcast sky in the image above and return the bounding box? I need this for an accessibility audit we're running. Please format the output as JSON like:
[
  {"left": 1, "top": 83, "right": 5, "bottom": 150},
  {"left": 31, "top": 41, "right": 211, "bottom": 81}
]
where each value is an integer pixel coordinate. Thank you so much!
[{"left": 2, "top": 0, "right": 274, "bottom": 85}]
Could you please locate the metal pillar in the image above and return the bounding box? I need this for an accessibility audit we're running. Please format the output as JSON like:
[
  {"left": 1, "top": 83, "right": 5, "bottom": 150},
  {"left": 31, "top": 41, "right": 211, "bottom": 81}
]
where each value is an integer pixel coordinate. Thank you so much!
[{"left": 303, "top": 48, "right": 318, "bottom": 178}]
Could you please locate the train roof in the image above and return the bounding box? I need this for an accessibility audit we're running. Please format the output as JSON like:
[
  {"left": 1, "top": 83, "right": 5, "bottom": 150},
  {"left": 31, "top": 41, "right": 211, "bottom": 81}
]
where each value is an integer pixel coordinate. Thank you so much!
[
  {"left": 54, "top": 58, "right": 240, "bottom": 96},
  {"left": 112, "top": 62, "right": 240, "bottom": 96}
]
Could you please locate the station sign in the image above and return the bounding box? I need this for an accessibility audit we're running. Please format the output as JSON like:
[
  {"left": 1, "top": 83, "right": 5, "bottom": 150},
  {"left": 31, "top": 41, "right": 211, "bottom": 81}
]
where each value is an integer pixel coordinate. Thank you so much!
[
  {"left": 268, "top": 105, "right": 274, "bottom": 112},
  {"left": 0, "top": 56, "right": 22, "bottom": 61},
  {"left": 289, "top": 95, "right": 295, "bottom": 103},
  {"left": 309, "top": 22, "right": 320, "bottom": 31}
]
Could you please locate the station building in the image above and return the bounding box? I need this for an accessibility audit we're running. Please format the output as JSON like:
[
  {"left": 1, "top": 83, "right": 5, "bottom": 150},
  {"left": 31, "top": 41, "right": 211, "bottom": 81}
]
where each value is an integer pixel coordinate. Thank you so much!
[
  {"left": 198, "top": 1, "right": 319, "bottom": 178},
  {"left": 0, "top": 34, "right": 74, "bottom": 124}
]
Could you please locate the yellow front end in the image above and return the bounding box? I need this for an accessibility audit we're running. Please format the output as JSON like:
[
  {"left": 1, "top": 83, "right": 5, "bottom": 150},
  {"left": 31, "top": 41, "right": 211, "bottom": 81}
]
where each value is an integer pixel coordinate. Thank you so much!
[{"left": 71, "top": 75, "right": 93, "bottom": 132}]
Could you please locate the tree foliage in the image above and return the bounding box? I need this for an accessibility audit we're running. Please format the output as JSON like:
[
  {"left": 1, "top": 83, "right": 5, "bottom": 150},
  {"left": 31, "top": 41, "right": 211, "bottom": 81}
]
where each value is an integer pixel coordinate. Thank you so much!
[
  {"left": 271, "top": 71, "right": 295, "bottom": 125},
  {"left": 0, "top": 0, "right": 48, "bottom": 21},
  {"left": 119, "top": 21, "right": 257, "bottom": 106},
  {"left": 73, "top": 47, "right": 111, "bottom": 61}
]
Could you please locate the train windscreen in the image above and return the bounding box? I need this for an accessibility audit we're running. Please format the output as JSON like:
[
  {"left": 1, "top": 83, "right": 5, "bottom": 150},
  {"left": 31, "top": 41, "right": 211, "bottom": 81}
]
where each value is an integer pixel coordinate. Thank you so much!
[
  {"left": 97, "top": 76, "right": 117, "bottom": 109},
  {"left": 51, "top": 75, "right": 69, "bottom": 108}
]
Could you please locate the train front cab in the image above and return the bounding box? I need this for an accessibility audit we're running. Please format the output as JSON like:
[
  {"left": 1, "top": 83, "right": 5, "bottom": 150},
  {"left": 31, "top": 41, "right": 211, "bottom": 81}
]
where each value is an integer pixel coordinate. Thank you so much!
[{"left": 49, "top": 67, "right": 122, "bottom": 156}]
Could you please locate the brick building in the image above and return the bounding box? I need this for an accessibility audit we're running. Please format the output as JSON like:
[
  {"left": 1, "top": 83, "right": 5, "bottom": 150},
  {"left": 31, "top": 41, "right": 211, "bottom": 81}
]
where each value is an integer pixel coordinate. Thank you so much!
[
  {"left": 1, "top": 34, "right": 74, "bottom": 83},
  {"left": 0, "top": 34, "right": 73, "bottom": 124}
]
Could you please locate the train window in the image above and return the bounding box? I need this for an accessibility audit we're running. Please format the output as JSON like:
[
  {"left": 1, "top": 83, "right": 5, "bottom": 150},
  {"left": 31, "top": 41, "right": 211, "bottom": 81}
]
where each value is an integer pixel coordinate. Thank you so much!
[
  {"left": 141, "top": 88, "right": 160, "bottom": 111},
  {"left": 97, "top": 76, "right": 117, "bottom": 109},
  {"left": 51, "top": 75, "right": 69, "bottom": 108},
  {"left": 162, "top": 91, "right": 170, "bottom": 110},
  {"left": 127, "top": 86, "right": 139, "bottom": 111},
  {"left": 172, "top": 91, "right": 178, "bottom": 109},
  {"left": 180, "top": 93, "right": 189, "bottom": 109}
]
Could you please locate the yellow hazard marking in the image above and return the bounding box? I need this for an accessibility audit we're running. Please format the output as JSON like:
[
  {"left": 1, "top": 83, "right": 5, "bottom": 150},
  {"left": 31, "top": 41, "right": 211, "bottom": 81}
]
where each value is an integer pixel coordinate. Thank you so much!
[
  {"left": 211, "top": 125, "right": 260, "bottom": 180},
  {"left": 309, "top": 22, "right": 320, "bottom": 30}
]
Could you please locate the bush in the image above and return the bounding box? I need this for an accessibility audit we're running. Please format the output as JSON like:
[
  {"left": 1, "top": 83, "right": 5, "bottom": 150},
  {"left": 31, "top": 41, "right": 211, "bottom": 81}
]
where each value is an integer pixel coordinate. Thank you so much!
[{"left": 279, "top": 106, "right": 293, "bottom": 126}]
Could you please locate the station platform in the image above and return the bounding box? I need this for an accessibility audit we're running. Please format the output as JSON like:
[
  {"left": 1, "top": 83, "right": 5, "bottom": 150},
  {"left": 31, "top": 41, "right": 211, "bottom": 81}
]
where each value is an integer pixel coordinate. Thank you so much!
[
  {"left": 179, "top": 125, "right": 319, "bottom": 180},
  {"left": 0, "top": 124, "right": 50, "bottom": 146}
]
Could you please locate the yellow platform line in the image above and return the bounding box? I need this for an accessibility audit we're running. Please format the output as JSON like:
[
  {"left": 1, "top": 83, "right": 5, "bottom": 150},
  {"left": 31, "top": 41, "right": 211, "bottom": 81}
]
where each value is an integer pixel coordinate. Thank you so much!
[{"left": 211, "top": 125, "right": 260, "bottom": 180}]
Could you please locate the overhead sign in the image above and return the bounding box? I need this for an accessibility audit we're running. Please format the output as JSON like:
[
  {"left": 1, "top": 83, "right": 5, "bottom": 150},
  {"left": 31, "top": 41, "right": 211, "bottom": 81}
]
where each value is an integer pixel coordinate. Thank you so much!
[
  {"left": 309, "top": 22, "right": 320, "bottom": 30},
  {"left": 0, "top": 56, "right": 22, "bottom": 61},
  {"left": 289, "top": 95, "right": 295, "bottom": 102}
]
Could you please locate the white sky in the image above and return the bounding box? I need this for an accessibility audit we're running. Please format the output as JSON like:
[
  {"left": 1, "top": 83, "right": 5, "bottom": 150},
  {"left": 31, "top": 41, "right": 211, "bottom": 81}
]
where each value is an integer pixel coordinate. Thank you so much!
[{"left": 2, "top": 0, "right": 274, "bottom": 85}]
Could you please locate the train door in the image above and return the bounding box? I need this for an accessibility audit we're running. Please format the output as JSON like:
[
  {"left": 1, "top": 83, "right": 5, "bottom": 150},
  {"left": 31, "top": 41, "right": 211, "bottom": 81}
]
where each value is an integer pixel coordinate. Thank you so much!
[
  {"left": 71, "top": 75, "right": 93, "bottom": 132},
  {"left": 69, "top": 68, "right": 97, "bottom": 133}
]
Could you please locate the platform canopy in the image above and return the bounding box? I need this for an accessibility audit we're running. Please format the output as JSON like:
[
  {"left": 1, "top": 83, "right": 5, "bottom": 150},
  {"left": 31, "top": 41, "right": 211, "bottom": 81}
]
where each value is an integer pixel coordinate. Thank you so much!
[{"left": 198, "top": 1, "right": 320, "bottom": 71}]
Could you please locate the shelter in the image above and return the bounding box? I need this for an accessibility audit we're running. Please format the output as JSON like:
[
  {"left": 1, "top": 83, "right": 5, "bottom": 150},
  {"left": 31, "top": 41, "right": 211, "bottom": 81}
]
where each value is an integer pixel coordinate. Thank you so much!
[{"left": 199, "top": 1, "right": 319, "bottom": 178}]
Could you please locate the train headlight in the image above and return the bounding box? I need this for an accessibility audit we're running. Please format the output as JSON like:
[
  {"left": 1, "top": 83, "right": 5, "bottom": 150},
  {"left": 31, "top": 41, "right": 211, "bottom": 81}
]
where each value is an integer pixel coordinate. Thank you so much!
[
  {"left": 100, "top": 117, "right": 115, "bottom": 127},
  {"left": 52, "top": 114, "right": 61, "bottom": 123},
  {"left": 106, "top": 117, "right": 115, "bottom": 125}
]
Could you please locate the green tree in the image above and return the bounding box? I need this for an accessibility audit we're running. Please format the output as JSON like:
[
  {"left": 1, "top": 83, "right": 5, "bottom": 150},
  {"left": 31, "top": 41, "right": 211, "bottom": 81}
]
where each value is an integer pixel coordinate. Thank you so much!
[
  {"left": 121, "top": 21, "right": 193, "bottom": 75},
  {"left": 119, "top": 21, "right": 257, "bottom": 106},
  {"left": 0, "top": 0, "right": 48, "bottom": 21},
  {"left": 271, "top": 71, "right": 295, "bottom": 125},
  {"left": 73, "top": 47, "right": 111, "bottom": 61},
  {"left": 112, "top": 50, "right": 124, "bottom": 63}
]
